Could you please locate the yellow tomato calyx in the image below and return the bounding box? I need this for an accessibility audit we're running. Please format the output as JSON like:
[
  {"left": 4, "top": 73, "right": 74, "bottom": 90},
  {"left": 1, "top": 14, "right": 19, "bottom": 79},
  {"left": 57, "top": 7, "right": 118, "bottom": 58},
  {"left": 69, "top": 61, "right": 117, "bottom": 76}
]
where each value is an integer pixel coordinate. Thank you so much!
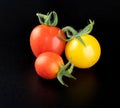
[
  {"left": 78, "top": 19, "right": 94, "bottom": 36},
  {"left": 59, "top": 19, "right": 94, "bottom": 47}
]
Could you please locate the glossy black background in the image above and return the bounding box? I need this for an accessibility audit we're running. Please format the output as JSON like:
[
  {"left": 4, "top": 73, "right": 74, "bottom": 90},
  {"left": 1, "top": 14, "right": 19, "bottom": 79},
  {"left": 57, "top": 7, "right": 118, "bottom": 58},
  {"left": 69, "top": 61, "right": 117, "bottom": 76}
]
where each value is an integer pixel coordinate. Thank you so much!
[{"left": 0, "top": 0, "right": 120, "bottom": 108}]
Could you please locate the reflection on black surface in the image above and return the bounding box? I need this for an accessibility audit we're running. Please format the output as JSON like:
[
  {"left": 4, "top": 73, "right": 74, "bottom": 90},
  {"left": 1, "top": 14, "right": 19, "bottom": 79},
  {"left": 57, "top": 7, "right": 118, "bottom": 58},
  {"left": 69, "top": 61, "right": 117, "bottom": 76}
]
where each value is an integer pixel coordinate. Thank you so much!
[
  {"left": 66, "top": 69, "right": 99, "bottom": 107},
  {"left": 26, "top": 65, "right": 99, "bottom": 108}
]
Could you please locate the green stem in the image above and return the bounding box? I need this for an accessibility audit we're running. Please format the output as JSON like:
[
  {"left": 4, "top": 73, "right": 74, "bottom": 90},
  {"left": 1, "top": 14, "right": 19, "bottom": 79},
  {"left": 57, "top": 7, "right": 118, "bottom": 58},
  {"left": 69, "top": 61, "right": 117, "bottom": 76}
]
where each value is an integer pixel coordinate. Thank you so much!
[
  {"left": 57, "top": 61, "right": 76, "bottom": 87},
  {"left": 58, "top": 30, "right": 74, "bottom": 42},
  {"left": 36, "top": 11, "right": 58, "bottom": 26},
  {"left": 62, "top": 26, "right": 78, "bottom": 38},
  {"left": 58, "top": 26, "right": 86, "bottom": 46},
  {"left": 78, "top": 19, "right": 94, "bottom": 36},
  {"left": 58, "top": 19, "right": 94, "bottom": 47}
]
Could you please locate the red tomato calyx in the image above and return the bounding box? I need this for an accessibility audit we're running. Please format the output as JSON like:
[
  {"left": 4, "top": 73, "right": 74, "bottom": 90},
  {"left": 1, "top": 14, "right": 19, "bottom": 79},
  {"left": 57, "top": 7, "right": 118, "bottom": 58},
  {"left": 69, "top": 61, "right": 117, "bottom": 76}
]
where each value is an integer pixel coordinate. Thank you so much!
[
  {"left": 36, "top": 11, "right": 58, "bottom": 26},
  {"left": 58, "top": 19, "right": 94, "bottom": 46},
  {"left": 57, "top": 60, "right": 76, "bottom": 87}
]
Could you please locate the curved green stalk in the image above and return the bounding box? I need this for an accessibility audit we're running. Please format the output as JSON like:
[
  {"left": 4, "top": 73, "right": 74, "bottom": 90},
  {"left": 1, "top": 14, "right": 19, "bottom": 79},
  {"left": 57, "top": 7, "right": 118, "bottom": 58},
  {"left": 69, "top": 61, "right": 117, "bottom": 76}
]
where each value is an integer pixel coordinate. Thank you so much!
[
  {"left": 57, "top": 61, "right": 76, "bottom": 87},
  {"left": 36, "top": 11, "right": 58, "bottom": 26},
  {"left": 78, "top": 19, "right": 94, "bottom": 36},
  {"left": 58, "top": 19, "right": 94, "bottom": 47}
]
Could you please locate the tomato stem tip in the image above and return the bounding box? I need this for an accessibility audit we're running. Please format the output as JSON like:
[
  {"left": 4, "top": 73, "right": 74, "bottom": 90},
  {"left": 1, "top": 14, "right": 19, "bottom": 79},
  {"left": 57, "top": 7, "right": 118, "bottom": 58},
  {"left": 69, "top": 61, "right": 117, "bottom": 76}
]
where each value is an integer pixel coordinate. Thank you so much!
[
  {"left": 36, "top": 11, "right": 58, "bottom": 26},
  {"left": 57, "top": 61, "right": 76, "bottom": 87}
]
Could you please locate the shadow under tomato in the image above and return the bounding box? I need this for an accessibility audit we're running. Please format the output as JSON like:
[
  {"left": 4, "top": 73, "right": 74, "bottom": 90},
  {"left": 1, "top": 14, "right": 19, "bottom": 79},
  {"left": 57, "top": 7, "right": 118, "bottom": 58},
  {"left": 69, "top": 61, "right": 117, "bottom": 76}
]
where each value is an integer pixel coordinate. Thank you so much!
[{"left": 65, "top": 68, "right": 100, "bottom": 107}]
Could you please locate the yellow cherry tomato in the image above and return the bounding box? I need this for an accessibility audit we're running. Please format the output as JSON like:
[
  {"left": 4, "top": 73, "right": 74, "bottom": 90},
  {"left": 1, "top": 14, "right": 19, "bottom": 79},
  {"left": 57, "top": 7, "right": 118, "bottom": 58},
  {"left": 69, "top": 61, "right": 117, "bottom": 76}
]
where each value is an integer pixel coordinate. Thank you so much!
[{"left": 65, "top": 34, "right": 101, "bottom": 68}]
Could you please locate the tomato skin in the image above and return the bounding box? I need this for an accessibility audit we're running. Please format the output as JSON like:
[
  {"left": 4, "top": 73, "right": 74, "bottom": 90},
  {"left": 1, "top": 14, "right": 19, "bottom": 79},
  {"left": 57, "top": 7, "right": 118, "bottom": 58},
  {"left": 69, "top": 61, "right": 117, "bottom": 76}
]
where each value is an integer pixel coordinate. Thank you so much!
[
  {"left": 30, "top": 25, "right": 66, "bottom": 57},
  {"left": 34, "top": 52, "right": 64, "bottom": 79},
  {"left": 65, "top": 34, "right": 101, "bottom": 68}
]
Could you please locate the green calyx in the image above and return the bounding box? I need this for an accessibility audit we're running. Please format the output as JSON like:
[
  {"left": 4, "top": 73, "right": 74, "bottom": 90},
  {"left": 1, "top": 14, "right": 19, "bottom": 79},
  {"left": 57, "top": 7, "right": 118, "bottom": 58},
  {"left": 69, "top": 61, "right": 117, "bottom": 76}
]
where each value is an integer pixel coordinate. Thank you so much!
[
  {"left": 36, "top": 11, "right": 58, "bottom": 26},
  {"left": 57, "top": 60, "right": 76, "bottom": 87},
  {"left": 59, "top": 19, "right": 94, "bottom": 46}
]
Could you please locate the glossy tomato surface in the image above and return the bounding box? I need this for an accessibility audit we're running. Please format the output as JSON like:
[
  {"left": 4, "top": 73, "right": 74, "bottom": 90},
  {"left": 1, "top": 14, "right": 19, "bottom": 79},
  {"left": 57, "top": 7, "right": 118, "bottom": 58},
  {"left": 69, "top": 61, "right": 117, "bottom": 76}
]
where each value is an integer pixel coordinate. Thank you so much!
[
  {"left": 34, "top": 52, "right": 64, "bottom": 79},
  {"left": 30, "top": 25, "right": 66, "bottom": 57},
  {"left": 65, "top": 34, "right": 101, "bottom": 68}
]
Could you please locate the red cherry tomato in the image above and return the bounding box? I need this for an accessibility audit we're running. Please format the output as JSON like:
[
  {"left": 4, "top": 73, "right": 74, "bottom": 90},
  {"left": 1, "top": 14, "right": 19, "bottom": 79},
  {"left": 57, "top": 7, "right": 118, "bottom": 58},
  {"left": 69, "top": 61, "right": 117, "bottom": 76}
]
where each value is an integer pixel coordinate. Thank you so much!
[
  {"left": 30, "top": 11, "right": 66, "bottom": 57},
  {"left": 30, "top": 25, "right": 66, "bottom": 57},
  {"left": 34, "top": 52, "right": 64, "bottom": 79}
]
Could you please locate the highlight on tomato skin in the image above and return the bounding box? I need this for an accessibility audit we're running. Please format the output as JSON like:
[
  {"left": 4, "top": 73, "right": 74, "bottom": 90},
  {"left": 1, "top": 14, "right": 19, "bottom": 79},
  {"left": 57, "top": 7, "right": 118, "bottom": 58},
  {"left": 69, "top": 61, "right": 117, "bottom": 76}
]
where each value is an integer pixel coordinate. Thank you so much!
[{"left": 29, "top": 11, "right": 66, "bottom": 57}]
